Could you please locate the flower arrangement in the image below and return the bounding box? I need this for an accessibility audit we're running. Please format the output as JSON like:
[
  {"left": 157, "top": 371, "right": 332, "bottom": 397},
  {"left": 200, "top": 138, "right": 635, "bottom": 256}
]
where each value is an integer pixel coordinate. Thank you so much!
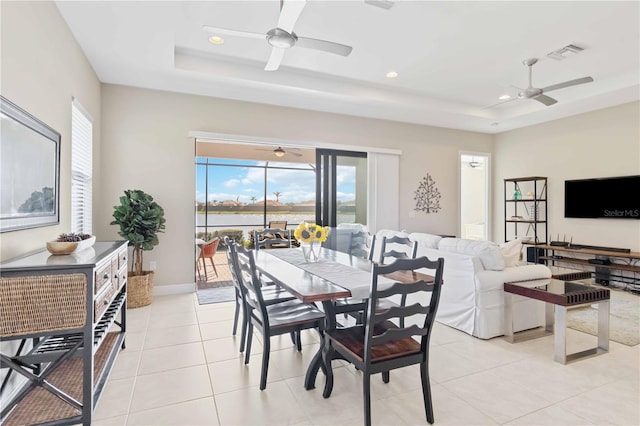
[
  {"left": 294, "top": 222, "right": 329, "bottom": 262},
  {"left": 294, "top": 222, "right": 329, "bottom": 243}
]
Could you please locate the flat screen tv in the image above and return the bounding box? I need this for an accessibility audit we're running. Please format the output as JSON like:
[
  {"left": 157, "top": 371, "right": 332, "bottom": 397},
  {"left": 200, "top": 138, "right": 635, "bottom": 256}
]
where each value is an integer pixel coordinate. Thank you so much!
[{"left": 565, "top": 175, "right": 640, "bottom": 219}]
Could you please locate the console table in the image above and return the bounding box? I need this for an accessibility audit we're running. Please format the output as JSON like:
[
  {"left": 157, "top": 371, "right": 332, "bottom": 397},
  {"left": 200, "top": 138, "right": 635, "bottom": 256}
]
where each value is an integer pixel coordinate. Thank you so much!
[
  {"left": 0, "top": 241, "right": 128, "bottom": 426},
  {"left": 533, "top": 244, "right": 640, "bottom": 287}
]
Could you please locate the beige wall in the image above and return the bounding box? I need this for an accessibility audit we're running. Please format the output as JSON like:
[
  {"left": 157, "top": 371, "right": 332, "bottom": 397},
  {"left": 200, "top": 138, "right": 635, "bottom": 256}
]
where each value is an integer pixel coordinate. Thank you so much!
[
  {"left": 98, "top": 84, "right": 493, "bottom": 286},
  {"left": 493, "top": 101, "right": 640, "bottom": 251},
  {"left": 0, "top": 1, "right": 102, "bottom": 261}
]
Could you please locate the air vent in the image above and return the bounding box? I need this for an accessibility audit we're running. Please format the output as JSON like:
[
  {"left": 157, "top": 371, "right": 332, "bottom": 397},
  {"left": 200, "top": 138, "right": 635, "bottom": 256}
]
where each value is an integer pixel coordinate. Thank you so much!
[
  {"left": 365, "top": 0, "right": 395, "bottom": 10},
  {"left": 547, "top": 44, "right": 584, "bottom": 61}
]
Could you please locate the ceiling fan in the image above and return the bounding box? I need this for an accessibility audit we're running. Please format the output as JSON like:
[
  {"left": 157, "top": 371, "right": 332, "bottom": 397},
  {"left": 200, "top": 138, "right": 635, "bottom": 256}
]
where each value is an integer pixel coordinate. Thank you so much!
[
  {"left": 256, "top": 146, "right": 303, "bottom": 158},
  {"left": 489, "top": 58, "right": 594, "bottom": 108},
  {"left": 516, "top": 58, "right": 594, "bottom": 106},
  {"left": 202, "top": 0, "right": 352, "bottom": 71}
]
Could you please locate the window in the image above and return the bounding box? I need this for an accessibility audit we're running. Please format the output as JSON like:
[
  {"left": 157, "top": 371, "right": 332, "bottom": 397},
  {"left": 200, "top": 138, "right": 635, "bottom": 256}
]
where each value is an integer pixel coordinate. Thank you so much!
[
  {"left": 195, "top": 158, "right": 316, "bottom": 238},
  {"left": 71, "top": 100, "right": 93, "bottom": 234}
]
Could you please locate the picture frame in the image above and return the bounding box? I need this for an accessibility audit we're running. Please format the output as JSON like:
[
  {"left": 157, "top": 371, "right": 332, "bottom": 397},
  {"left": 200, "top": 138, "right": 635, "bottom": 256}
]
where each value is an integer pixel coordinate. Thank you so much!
[{"left": 1, "top": 96, "right": 61, "bottom": 232}]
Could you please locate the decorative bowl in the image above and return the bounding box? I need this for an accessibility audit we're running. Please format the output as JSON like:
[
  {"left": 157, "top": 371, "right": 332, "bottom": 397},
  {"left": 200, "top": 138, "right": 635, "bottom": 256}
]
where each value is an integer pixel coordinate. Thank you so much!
[
  {"left": 46, "top": 236, "right": 96, "bottom": 255},
  {"left": 75, "top": 236, "right": 96, "bottom": 252},
  {"left": 46, "top": 241, "right": 78, "bottom": 255}
]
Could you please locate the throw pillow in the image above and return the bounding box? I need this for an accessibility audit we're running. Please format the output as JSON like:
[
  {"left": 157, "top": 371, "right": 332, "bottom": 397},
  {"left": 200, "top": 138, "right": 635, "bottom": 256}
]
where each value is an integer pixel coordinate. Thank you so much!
[{"left": 500, "top": 238, "right": 523, "bottom": 267}]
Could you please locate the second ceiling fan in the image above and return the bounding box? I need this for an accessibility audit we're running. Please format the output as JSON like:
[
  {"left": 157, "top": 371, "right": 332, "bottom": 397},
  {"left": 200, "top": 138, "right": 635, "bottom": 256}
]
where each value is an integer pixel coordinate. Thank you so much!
[
  {"left": 203, "top": 0, "right": 353, "bottom": 71},
  {"left": 508, "top": 58, "right": 594, "bottom": 106}
]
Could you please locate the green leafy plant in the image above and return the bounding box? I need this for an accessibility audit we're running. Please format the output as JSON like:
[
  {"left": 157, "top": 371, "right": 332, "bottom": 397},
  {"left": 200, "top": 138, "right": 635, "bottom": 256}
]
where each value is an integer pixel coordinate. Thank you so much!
[{"left": 111, "top": 190, "right": 166, "bottom": 276}]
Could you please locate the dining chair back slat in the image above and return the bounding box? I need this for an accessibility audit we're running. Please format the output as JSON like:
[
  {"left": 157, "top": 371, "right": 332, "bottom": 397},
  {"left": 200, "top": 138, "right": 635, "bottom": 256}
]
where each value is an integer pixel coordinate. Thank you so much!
[{"left": 378, "top": 235, "right": 418, "bottom": 264}]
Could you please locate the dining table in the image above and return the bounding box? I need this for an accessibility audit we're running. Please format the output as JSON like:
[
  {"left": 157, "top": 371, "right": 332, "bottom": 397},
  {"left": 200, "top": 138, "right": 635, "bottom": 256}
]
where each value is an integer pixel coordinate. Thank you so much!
[{"left": 252, "top": 246, "right": 435, "bottom": 391}]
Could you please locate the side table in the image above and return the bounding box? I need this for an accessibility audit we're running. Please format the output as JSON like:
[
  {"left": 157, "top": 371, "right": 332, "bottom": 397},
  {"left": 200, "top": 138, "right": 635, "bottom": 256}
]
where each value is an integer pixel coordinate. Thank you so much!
[{"left": 504, "top": 278, "right": 610, "bottom": 364}]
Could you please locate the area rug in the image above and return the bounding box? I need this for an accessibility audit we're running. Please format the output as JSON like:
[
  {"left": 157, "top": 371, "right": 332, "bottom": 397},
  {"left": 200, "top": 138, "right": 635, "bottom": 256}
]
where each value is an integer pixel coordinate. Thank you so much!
[
  {"left": 197, "top": 285, "right": 236, "bottom": 305},
  {"left": 567, "top": 288, "right": 640, "bottom": 346}
]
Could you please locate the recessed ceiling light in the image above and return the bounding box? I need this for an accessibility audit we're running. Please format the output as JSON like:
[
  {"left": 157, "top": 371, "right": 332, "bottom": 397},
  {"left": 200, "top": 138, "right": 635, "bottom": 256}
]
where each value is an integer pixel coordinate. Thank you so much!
[
  {"left": 491, "top": 122, "right": 499, "bottom": 126},
  {"left": 498, "top": 94, "right": 511, "bottom": 100},
  {"left": 208, "top": 36, "right": 224, "bottom": 45},
  {"left": 385, "top": 71, "right": 398, "bottom": 78}
]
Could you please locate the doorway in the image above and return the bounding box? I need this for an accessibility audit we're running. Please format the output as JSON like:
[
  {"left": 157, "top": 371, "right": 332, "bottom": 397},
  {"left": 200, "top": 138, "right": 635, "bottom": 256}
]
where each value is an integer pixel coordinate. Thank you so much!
[{"left": 459, "top": 153, "right": 490, "bottom": 240}]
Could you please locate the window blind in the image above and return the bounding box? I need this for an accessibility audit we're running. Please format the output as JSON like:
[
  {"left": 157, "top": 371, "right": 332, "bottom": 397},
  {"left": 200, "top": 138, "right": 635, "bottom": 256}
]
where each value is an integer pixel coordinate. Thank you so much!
[{"left": 71, "top": 100, "right": 93, "bottom": 234}]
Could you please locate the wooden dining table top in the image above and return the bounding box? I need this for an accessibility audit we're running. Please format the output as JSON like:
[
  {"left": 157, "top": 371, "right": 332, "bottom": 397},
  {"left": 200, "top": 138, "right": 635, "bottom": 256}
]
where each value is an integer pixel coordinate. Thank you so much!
[{"left": 252, "top": 248, "right": 435, "bottom": 304}]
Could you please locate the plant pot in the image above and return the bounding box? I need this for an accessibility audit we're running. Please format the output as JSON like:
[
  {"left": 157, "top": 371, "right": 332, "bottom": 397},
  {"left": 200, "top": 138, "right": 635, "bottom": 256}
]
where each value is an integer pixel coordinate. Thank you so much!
[{"left": 128, "top": 271, "right": 154, "bottom": 308}]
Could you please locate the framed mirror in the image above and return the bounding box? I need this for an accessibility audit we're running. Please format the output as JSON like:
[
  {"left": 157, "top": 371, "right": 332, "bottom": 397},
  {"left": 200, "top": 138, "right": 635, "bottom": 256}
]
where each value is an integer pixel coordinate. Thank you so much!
[{"left": 1, "top": 96, "right": 60, "bottom": 232}]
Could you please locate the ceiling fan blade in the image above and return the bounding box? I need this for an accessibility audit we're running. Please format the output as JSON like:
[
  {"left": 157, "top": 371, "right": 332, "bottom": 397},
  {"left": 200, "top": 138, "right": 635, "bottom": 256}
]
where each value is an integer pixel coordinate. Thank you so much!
[
  {"left": 296, "top": 37, "right": 353, "bottom": 56},
  {"left": 288, "top": 151, "right": 303, "bottom": 157},
  {"left": 265, "top": 47, "right": 286, "bottom": 71},
  {"left": 542, "top": 77, "right": 594, "bottom": 93},
  {"left": 533, "top": 94, "right": 558, "bottom": 106},
  {"left": 202, "top": 25, "right": 265, "bottom": 40},
  {"left": 277, "top": 0, "right": 307, "bottom": 33}
]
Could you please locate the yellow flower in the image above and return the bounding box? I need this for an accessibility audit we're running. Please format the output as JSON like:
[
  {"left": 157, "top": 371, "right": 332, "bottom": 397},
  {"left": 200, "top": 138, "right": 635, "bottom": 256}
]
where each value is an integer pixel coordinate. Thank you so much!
[{"left": 295, "top": 222, "right": 329, "bottom": 243}]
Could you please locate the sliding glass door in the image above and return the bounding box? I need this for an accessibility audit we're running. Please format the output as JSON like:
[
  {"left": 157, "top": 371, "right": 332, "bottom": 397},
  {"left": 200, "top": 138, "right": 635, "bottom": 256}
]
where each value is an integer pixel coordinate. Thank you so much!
[{"left": 315, "top": 149, "right": 367, "bottom": 227}]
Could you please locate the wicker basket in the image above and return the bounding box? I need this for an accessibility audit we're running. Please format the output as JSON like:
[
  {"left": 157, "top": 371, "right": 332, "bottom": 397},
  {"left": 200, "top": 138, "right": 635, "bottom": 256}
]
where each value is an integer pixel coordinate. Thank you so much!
[{"left": 127, "top": 271, "right": 154, "bottom": 308}]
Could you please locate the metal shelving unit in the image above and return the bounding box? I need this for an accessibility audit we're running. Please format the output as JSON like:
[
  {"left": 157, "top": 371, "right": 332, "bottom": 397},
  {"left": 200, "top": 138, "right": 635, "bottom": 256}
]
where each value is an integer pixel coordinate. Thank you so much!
[{"left": 504, "top": 176, "right": 548, "bottom": 244}]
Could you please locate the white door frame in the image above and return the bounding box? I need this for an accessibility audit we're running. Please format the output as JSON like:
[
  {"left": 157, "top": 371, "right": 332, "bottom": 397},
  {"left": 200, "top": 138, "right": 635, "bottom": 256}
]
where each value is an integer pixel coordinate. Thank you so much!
[{"left": 458, "top": 151, "right": 491, "bottom": 240}]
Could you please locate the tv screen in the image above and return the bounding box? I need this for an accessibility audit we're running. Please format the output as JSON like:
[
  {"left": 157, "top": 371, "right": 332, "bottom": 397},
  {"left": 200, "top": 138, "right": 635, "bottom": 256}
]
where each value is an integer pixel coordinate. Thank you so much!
[{"left": 565, "top": 175, "right": 640, "bottom": 219}]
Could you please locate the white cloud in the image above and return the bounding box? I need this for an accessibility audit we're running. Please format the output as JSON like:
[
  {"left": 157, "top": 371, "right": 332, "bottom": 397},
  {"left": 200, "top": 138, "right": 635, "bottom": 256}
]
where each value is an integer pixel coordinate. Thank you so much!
[{"left": 224, "top": 178, "right": 240, "bottom": 188}]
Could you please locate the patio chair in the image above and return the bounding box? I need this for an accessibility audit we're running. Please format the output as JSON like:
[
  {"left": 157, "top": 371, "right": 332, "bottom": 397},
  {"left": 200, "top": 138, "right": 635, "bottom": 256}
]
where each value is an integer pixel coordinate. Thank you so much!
[
  {"left": 322, "top": 256, "right": 445, "bottom": 426},
  {"left": 198, "top": 238, "right": 220, "bottom": 280},
  {"left": 254, "top": 228, "right": 292, "bottom": 250}
]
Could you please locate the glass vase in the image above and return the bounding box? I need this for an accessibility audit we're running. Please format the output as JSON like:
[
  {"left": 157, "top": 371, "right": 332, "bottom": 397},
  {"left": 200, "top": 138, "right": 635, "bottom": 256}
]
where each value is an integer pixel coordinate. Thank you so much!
[{"left": 301, "top": 241, "right": 319, "bottom": 263}]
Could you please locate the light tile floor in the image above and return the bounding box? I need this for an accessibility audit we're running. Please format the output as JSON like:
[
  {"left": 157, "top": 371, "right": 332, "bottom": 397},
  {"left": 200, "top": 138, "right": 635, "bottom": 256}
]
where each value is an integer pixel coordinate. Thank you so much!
[{"left": 95, "top": 293, "right": 640, "bottom": 425}]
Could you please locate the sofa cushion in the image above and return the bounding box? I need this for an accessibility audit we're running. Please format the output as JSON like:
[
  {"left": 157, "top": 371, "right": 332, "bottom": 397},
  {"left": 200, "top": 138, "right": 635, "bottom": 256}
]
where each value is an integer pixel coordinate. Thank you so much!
[
  {"left": 409, "top": 233, "right": 442, "bottom": 249},
  {"left": 500, "top": 238, "right": 523, "bottom": 267},
  {"left": 438, "top": 238, "right": 505, "bottom": 271}
]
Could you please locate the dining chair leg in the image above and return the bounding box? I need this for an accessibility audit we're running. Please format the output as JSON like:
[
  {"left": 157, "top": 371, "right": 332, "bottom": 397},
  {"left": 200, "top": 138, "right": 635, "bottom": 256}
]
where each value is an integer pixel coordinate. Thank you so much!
[
  {"left": 244, "top": 322, "right": 253, "bottom": 364},
  {"left": 321, "top": 341, "right": 335, "bottom": 399},
  {"left": 420, "top": 360, "right": 434, "bottom": 424},
  {"left": 259, "top": 335, "right": 270, "bottom": 390},
  {"left": 363, "top": 372, "right": 372, "bottom": 426},
  {"left": 232, "top": 289, "right": 240, "bottom": 336},
  {"left": 295, "top": 331, "right": 302, "bottom": 352},
  {"left": 382, "top": 371, "right": 390, "bottom": 383},
  {"left": 239, "top": 307, "right": 248, "bottom": 353}
]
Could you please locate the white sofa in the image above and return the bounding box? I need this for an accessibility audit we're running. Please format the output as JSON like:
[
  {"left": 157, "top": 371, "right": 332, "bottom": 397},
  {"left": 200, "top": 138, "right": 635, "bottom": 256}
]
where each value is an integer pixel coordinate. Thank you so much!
[{"left": 373, "top": 230, "right": 551, "bottom": 339}]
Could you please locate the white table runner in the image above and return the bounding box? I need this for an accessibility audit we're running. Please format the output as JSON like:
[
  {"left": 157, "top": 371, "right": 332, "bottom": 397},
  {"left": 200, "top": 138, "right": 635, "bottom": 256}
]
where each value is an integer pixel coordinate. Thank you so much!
[{"left": 267, "top": 248, "right": 392, "bottom": 299}]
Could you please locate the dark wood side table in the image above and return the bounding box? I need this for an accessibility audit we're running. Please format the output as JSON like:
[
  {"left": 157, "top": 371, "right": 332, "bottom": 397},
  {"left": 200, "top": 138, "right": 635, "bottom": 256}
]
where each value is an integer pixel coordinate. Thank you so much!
[{"left": 504, "top": 278, "right": 610, "bottom": 364}]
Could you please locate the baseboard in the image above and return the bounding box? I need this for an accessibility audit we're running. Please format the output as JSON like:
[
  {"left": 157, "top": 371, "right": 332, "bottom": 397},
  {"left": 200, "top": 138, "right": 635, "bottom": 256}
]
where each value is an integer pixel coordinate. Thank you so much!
[{"left": 153, "top": 282, "right": 195, "bottom": 296}]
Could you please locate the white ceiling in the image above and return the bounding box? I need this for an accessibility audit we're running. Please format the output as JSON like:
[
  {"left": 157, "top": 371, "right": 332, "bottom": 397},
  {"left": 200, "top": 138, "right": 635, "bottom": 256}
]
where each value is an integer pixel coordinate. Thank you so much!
[{"left": 55, "top": 1, "right": 640, "bottom": 134}]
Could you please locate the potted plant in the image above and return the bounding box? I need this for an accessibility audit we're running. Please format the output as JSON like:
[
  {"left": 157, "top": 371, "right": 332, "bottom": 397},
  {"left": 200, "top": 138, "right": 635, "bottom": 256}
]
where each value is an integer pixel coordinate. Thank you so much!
[{"left": 111, "top": 189, "right": 166, "bottom": 307}]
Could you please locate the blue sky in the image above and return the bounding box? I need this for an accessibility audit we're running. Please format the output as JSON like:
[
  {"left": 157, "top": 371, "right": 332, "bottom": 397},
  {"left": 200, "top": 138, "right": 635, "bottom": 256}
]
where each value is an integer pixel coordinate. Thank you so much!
[{"left": 196, "top": 158, "right": 356, "bottom": 204}]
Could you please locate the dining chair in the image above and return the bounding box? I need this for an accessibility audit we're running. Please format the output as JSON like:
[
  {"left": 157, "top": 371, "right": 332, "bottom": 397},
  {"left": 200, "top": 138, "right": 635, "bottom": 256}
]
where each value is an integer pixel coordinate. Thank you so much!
[
  {"left": 224, "top": 238, "right": 297, "bottom": 353},
  {"left": 348, "top": 230, "right": 370, "bottom": 259},
  {"left": 198, "top": 238, "right": 220, "bottom": 280},
  {"left": 254, "top": 228, "right": 292, "bottom": 250},
  {"left": 322, "top": 256, "right": 445, "bottom": 426},
  {"left": 379, "top": 235, "right": 418, "bottom": 327},
  {"left": 235, "top": 244, "right": 326, "bottom": 390}
]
